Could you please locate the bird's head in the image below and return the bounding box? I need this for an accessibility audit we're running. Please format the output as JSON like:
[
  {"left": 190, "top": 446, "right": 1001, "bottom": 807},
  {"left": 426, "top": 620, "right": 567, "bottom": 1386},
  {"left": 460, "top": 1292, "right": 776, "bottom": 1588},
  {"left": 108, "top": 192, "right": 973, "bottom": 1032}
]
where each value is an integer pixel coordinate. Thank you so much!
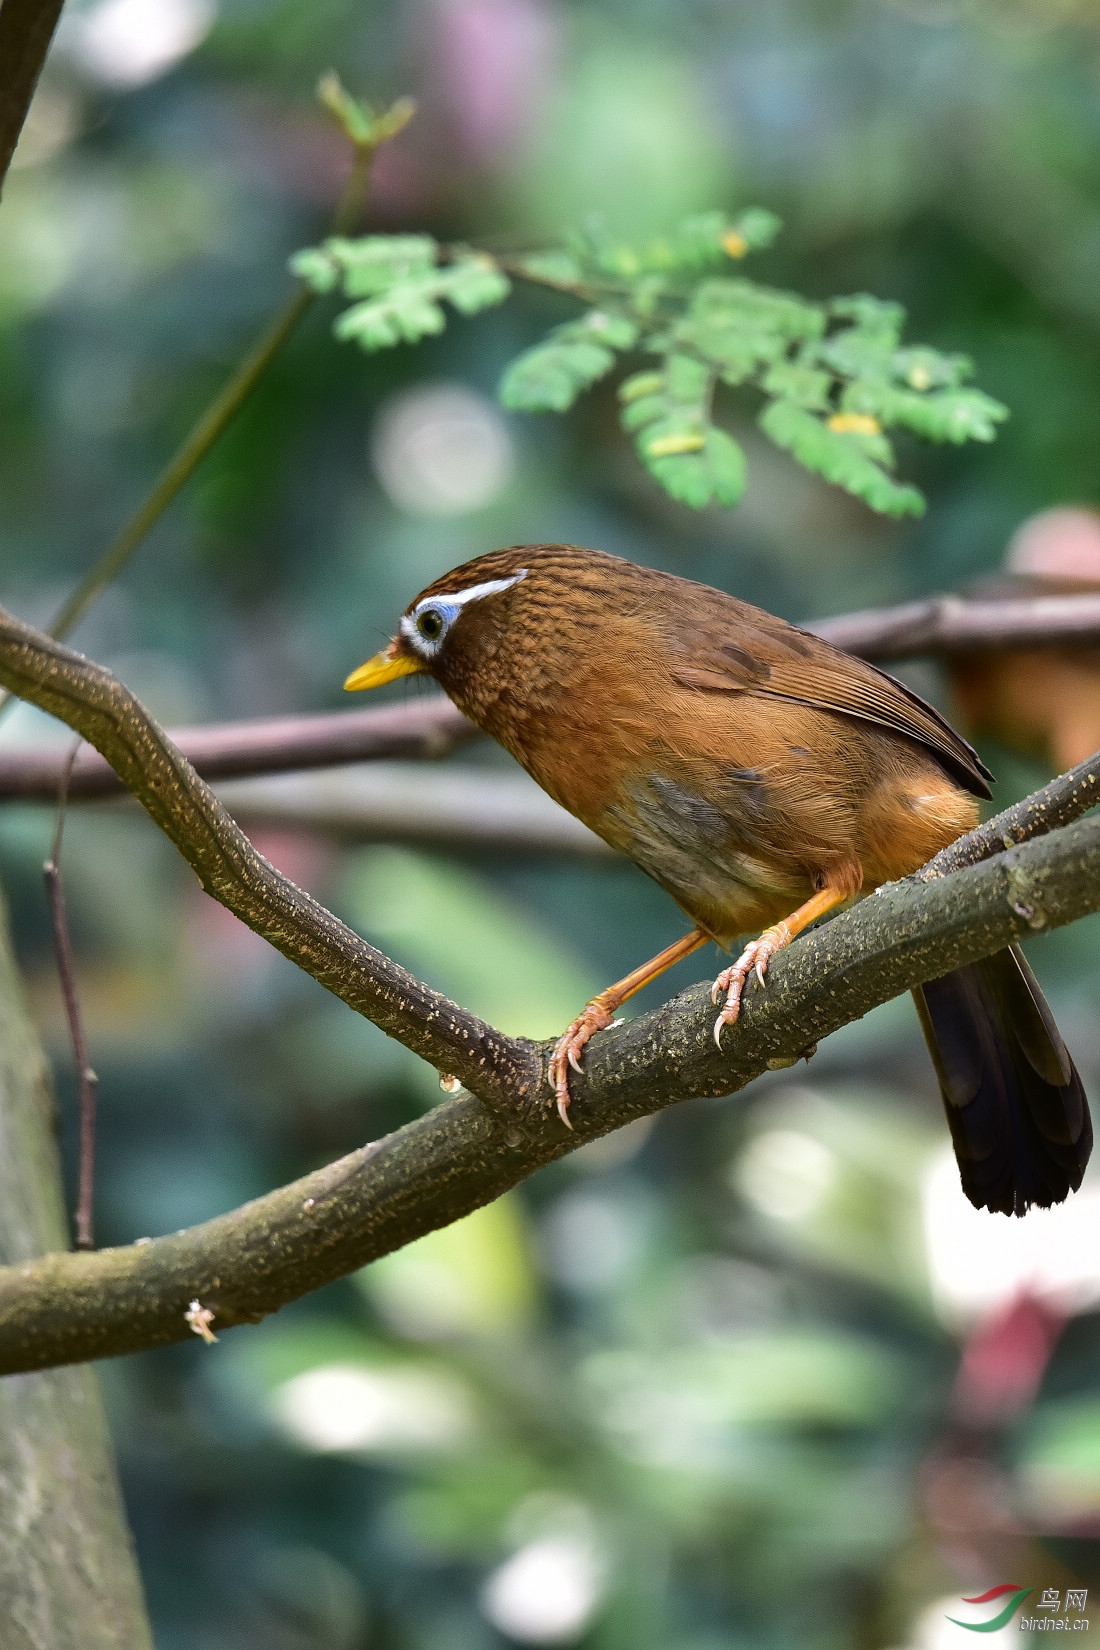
[{"left": 343, "top": 549, "right": 536, "bottom": 699}]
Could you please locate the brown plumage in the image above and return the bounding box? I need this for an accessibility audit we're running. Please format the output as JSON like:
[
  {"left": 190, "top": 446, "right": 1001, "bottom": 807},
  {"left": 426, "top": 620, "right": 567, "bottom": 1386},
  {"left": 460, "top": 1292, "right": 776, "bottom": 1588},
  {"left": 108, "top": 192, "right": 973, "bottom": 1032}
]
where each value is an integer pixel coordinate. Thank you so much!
[{"left": 346, "top": 543, "right": 1091, "bottom": 1216}]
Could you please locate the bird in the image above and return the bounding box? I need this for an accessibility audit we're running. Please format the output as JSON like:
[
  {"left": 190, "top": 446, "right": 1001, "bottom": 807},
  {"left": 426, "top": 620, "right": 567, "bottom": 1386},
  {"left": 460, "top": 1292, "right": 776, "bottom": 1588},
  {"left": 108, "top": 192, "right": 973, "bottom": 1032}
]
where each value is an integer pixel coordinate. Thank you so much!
[{"left": 345, "top": 543, "right": 1091, "bottom": 1216}]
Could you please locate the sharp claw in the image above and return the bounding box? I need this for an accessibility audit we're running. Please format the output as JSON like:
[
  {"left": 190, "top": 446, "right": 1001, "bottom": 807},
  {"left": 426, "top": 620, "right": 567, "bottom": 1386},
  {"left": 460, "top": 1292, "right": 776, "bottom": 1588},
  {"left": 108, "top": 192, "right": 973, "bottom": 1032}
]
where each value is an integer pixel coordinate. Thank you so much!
[
  {"left": 556, "top": 1095, "right": 574, "bottom": 1131},
  {"left": 711, "top": 980, "right": 722, "bottom": 1006},
  {"left": 714, "top": 1015, "right": 725, "bottom": 1048},
  {"left": 568, "top": 1048, "right": 583, "bottom": 1075},
  {"left": 755, "top": 960, "right": 766, "bottom": 989}
]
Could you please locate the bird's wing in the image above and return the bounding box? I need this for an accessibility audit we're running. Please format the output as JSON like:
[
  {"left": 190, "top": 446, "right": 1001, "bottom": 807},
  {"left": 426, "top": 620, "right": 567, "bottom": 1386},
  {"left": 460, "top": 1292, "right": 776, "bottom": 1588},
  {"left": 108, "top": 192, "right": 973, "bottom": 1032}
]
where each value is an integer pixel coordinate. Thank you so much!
[{"left": 669, "top": 603, "right": 993, "bottom": 798}]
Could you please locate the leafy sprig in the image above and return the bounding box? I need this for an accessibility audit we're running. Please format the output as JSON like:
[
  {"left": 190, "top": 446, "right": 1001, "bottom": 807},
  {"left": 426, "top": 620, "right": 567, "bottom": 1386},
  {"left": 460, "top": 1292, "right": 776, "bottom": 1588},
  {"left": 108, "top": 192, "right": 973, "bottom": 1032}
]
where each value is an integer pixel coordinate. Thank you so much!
[{"left": 293, "top": 210, "right": 1008, "bottom": 518}]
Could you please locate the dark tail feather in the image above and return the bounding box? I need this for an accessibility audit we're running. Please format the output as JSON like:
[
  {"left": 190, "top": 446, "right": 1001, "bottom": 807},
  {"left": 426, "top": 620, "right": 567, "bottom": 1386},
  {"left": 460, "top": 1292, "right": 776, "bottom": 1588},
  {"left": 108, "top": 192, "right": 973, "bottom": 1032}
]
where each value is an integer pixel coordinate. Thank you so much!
[{"left": 913, "top": 945, "right": 1091, "bottom": 1217}]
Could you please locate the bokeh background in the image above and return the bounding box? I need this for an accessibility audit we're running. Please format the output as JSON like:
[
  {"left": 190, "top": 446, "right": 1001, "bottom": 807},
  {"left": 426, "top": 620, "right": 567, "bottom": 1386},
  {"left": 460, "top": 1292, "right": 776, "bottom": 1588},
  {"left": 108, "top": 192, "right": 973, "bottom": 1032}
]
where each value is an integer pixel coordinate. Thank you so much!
[{"left": 4, "top": 0, "right": 1100, "bottom": 1645}]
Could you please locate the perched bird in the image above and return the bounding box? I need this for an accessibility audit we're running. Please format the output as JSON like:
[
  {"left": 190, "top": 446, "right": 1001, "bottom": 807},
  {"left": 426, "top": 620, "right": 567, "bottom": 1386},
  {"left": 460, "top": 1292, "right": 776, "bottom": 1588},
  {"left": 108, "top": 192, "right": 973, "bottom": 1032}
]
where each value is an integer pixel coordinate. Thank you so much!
[{"left": 346, "top": 544, "right": 1091, "bottom": 1216}]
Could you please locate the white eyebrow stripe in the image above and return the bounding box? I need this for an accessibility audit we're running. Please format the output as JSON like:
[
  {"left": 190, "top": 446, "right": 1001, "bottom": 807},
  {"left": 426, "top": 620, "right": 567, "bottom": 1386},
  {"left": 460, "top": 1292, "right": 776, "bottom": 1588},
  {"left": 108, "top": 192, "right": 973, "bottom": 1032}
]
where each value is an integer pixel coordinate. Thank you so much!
[{"left": 415, "top": 570, "right": 526, "bottom": 615}]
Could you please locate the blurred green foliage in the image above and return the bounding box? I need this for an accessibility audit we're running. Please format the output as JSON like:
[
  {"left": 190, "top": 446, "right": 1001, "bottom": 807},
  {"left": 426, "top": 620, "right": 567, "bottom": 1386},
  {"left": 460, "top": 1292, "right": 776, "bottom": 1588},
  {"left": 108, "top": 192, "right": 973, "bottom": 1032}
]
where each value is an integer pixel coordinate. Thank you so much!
[
  {"left": 298, "top": 209, "right": 1006, "bottom": 513},
  {"left": 4, "top": 1, "right": 1100, "bottom": 1647}
]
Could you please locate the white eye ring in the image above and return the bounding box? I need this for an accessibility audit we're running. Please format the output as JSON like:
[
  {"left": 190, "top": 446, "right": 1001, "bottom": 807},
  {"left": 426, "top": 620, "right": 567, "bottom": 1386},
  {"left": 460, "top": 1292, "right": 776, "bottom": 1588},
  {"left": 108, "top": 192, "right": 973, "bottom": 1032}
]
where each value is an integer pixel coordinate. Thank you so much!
[{"left": 400, "top": 570, "right": 527, "bottom": 659}]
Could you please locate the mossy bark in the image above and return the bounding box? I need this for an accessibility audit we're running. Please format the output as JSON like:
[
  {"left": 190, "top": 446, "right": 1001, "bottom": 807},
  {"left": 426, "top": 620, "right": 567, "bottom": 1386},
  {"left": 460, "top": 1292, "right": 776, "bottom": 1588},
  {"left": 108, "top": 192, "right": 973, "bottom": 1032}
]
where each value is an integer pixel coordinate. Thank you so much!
[{"left": 0, "top": 890, "right": 153, "bottom": 1648}]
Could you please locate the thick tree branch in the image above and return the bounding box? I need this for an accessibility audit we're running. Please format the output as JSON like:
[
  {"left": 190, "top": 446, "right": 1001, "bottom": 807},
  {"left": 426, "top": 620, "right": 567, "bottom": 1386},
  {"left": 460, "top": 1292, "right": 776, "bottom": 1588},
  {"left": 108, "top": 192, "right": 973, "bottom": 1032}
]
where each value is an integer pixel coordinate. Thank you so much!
[
  {"left": 0, "top": 883, "right": 152, "bottom": 1641},
  {"left": 922, "top": 746, "right": 1100, "bottom": 878},
  {"left": 0, "top": 0, "right": 65, "bottom": 194},
  {"left": 0, "top": 811, "right": 1097, "bottom": 1374},
  {"left": 0, "top": 606, "right": 538, "bottom": 1108}
]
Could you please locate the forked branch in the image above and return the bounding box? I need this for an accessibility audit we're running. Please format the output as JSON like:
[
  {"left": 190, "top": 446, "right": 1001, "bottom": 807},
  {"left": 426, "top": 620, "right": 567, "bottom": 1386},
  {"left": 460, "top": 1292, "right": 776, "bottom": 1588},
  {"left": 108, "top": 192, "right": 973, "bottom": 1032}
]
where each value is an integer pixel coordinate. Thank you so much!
[{"left": 0, "top": 607, "right": 1098, "bottom": 1375}]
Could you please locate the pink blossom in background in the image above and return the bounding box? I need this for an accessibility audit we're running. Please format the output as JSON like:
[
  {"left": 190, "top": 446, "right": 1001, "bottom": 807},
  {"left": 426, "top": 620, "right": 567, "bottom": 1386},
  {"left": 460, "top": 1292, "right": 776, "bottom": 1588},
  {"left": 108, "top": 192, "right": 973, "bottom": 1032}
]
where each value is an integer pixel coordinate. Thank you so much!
[{"left": 425, "top": 0, "right": 559, "bottom": 166}]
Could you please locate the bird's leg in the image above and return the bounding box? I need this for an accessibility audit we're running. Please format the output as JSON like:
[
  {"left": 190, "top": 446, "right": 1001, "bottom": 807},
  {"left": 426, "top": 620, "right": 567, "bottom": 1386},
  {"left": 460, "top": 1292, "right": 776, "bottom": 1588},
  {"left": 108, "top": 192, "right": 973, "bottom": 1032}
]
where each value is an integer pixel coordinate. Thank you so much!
[
  {"left": 550, "top": 927, "right": 710, "bottom": 1128},
  {"left": 712, "top": 885, "right": 850, "bottom": 1047}
]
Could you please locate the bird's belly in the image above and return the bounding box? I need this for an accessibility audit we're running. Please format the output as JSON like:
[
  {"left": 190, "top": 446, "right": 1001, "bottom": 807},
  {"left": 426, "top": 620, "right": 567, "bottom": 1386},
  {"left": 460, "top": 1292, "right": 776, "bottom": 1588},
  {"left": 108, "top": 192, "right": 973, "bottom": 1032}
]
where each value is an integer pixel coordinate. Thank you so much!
[{"left": 597, "top": 772, "right": 807, "bottom": 945}]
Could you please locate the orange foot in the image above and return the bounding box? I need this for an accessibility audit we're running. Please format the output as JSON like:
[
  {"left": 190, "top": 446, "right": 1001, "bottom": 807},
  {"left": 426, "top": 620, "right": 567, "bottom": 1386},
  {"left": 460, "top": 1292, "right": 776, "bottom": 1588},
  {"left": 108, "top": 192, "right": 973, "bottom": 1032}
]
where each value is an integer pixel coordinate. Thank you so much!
[
  {"left": 711, "top": 920, "right": 793, "bottom": 1046},
  {"left": 548, "top": 1002, "right": 622, "bottom": 1128}
]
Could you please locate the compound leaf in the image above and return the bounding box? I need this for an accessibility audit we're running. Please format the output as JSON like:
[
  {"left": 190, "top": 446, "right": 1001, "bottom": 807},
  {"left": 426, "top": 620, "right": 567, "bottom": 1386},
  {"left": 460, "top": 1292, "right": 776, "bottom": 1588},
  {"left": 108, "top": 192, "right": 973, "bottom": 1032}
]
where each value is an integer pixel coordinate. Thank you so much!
[
  {"left": 500, "top": 311, "right": 639, "bottom": 412},
  {"left": 760, "top": 399, "right": 924, "bottom": 518}
]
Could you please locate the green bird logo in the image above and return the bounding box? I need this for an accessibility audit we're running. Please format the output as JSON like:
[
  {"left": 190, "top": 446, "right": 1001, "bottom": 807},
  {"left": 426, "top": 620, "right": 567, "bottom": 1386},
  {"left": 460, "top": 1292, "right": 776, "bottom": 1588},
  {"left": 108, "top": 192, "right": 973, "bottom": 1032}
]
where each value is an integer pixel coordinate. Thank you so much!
[{"left": 947, "top": 1585, "right": 1034, "bottom": 1633}]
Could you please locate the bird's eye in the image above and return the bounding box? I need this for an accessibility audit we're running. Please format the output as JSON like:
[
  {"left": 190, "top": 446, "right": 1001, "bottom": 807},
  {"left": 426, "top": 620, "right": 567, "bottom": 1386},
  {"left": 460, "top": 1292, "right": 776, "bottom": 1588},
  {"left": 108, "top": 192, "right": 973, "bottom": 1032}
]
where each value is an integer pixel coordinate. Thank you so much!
[{"left": 417, "top": 608, "right": 444, "bottom": 641}]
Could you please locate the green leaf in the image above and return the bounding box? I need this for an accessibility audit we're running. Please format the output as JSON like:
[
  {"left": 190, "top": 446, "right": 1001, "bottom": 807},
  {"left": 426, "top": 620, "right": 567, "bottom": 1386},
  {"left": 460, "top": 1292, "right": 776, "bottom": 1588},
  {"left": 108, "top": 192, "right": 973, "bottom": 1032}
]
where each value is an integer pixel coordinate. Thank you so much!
[
  {"left": 619, "top": 391, "right": 668, "bottom": 431},
  {"left": 585, "top": 208, "right": 783, "bottom": 279},
  {"left": 303, "top": 241, "right": 508, "bottom": 352},
  {"left": 664, "top": 351, "right": 710, "bottom": 401},
  {"left": 693, "top": 279, "right": 826, "bottom": 342},
  {"left": 441, "top": 256, "right": 511, "bottom": 315},
  {"left": 829, "top": 293, "right": 906, "bottom": 341},
  {"left": 761, "top": 361, "right": 832, "bottom": 411},
  {"left": 675, "top": 279, "right": 826, "bottom": 383},
  {"left": 726, "top": 206, "right": 783, "bottom": 252},
  {"left": 616, "top": 352, "right": 744, "bottom": 507},
  {"left": 760, "top": 399, "right": 925, "bottom": 517},
  {"left": 817, "top": 325, "right": 897, "bottom": 383},
  {"left": 306, "top": 234, "right": 438, "bottom": 298},
  {"left": 643, "top": 424, "right": 747, "bottom": 508},
  {"left": 892, "top": 346, "right": 973, "bottom": 391},
  {"left": 288, "top": 247, "right": 340, "bottom": 293},
  {"left": 501, "top": 339, "right": 615, "bottom": 412},
  {"left": 840, "top": 382, "right": 1008, "bottom": 443},
  {"left": 618, "top": 370, "right": 664, "bottom": 403},
  {"left": 499, "top": 310, "right": 639, "bottom": 412},
  {"left": 334, "top": 285, "right": 447, "bottom": 349},
  {"left": 513, "top": 249, "right": 585, "bottom": 285}
]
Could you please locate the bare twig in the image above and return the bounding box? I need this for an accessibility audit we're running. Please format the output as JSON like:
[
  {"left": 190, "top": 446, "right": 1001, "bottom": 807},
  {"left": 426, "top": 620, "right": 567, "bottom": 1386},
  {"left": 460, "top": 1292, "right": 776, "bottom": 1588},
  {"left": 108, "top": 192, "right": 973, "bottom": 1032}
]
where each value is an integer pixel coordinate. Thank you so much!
[
  {"left": 3, "top": 591, "right": 1100, "bottom": 804},
  {"left": 0, "top": 86, "right": 412, "bottom": 698},
  {"left": 810, "top": 591, "right": 1100, "bottom": 660},
  {"left": 0, "top": 0, "right": 66, "bottom": 195},
  {"left": 0, "top": 697, "right": 477, "bottom": 800},
  {"left": 215, "top": 764, "right": 613, "bottom": 854},
  {"left": 41, "top": 742, "right": 99, "bottom": 1249}
]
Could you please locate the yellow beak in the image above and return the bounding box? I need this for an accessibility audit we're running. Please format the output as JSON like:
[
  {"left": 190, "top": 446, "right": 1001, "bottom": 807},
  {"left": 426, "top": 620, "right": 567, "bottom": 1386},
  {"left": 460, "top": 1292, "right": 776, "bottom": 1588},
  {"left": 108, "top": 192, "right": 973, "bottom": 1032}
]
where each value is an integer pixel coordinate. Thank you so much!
[{"left": 343, "top": 642, "right": 426, "bottom": 692}]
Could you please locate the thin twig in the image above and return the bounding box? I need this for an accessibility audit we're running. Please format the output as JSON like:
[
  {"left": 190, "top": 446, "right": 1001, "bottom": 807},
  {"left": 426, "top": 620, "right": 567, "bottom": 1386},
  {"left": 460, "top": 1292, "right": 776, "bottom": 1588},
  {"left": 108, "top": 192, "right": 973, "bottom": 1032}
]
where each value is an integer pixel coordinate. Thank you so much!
[
  {"left": 809, "top": 592, "right": 1100, "bottom": 659},
  {"left": 0, "top": 90, "right": 407, "bottom": 726},
  {"left": 3, "top": 591, "right": 1100, "bottom": 803},
  {"left": 42, "top": 741, "right": 99, "bottom": 1250},
  {"left": 0, "top": 697, "right": 477, "bottom": 800}
]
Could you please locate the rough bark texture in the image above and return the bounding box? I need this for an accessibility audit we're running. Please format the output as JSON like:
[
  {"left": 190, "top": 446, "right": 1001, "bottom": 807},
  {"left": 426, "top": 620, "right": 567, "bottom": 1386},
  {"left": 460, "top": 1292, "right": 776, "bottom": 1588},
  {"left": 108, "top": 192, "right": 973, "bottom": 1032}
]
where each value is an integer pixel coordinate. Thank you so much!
[
  {"left": 0, "top": 810, "right": 1097, "bottom": 1375},
  {"left": 0, "top": 888, "right": 152, "bottom": 1646}
]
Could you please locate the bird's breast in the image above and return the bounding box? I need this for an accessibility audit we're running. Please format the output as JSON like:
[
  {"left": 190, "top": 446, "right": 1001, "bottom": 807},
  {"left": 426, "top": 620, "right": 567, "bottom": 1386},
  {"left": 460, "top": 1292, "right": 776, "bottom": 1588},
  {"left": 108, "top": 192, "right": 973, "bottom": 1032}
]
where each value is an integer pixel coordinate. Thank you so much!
[{"left": 596, "top": 769, "right": 806, "bottom": 942}]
